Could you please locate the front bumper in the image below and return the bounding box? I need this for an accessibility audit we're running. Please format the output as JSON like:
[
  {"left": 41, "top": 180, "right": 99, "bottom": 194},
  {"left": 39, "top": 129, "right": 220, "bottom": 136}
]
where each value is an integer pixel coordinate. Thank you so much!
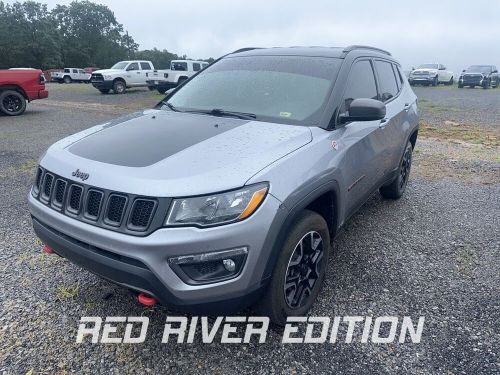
[
  {"left": 91, "top": 80, "right": 114, "bottom": 90},
  {"left": 409, "top": 77, "right": 433, "bottom": 84},
  {"left": 29, "top": 192, "right": 283, "bottom": 313},
  {"left": 459, "top": 77, "right": 484, "bottom": 86}
]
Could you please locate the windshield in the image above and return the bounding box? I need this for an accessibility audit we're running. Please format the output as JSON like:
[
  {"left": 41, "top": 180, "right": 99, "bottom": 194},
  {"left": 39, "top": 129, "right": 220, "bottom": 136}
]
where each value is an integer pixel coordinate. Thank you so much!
[
  {"left": 166, "top": 55, "right": 341, "bottom": 125},
  {"left": 417, "top": 64, "right": 438, "bottom": 69},
  {"left": 111, "top": 61, "right": 128, "bottom": 70},
  {"left": 465, "top": 65, "right": 491, "bottom": 73}
]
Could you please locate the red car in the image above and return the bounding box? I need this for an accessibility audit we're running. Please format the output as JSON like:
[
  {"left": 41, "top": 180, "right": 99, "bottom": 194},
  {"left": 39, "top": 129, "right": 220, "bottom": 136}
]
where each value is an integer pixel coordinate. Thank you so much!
[{"left": 0, "top": 68, "right": 48, "bottom": 116}]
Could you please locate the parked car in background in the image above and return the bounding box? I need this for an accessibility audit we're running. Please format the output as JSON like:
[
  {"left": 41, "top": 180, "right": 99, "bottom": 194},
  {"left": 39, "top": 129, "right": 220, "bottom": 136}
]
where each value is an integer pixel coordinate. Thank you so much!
[
  {"left": 458, "top": 65, "right": 499, "bottom": 89},
  {"left": 0, "top": 68, "right": 48, "bottom": 115},
  {"left": 90, "top": 60, "right": 155, "bottom": 94},
  {"left": 146, "top": 60, "right": 209, "bottom": 94},
  {"left": 51, "top": 68, "right": 91, "bottom": 83},
  {"left": 84, "top": 67, "right": 100, "bottom": 74},
  {"left": 408, "top": 63, "right": 454, "bottom": 86}
]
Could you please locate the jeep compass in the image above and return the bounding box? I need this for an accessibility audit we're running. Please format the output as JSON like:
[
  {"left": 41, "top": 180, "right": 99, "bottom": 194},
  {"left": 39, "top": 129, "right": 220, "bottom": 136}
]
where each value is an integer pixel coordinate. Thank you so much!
[{"left": 29, "top": 46, "right": 419, "bottom": 324}]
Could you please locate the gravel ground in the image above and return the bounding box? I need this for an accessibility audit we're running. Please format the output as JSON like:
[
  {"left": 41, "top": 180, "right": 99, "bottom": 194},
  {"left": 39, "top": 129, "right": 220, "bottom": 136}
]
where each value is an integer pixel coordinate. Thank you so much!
[{"left": 0, "top": 85, "right": 499, "bottom": 374}]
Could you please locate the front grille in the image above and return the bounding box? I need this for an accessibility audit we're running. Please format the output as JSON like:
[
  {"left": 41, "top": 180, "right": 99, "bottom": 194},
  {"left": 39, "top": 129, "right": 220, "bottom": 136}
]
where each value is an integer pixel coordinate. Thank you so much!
[
  {"left": 194, "top": 261, "right": 218, "bottom": 275},
  {"left": 31, "top": 167, "right": 168, "bottom": 236},
  {"left": 129, "top": 199, "right": 156, "bottom": 230},
  {"left": 105, "top": 194, "right": 127, "bottom": 225},
  {"left": 41, "top": 174, "right": 54, "bottom": 200},
  {"left": 86, "top": 190, "right": 103, "bottom": 219},
  {"left": 53, "top": 179, "right": 67, "bottom": 207},
  {"left": 91, "top": 73, "right": 104, "bottom": 82},
  {"left": 68, "top": 185, "right": 83, "bottom": 213}
]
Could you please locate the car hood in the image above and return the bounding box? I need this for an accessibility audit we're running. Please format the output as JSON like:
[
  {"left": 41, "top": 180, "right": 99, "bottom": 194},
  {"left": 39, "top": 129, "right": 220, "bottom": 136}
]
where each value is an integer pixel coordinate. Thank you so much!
[
  {"left": 92, "top": 68, "right": 124, "bottom": 75},
  {"left": 40, "top": 110, "right": 312, "bottom": 196}
]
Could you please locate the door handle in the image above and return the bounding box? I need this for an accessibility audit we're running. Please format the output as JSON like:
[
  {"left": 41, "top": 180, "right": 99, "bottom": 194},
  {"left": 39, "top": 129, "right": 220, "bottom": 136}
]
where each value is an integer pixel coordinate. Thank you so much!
[
  {"left": 379, "top": 118, "right": 388, "bottom": 128},
  {"left": 404, "top": 103, "right": 410, "bottom": 112}
]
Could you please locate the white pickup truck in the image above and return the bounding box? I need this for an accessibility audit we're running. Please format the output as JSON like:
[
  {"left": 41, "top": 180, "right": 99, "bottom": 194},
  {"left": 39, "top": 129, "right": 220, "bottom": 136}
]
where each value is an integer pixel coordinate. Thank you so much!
[
  {"left": 146, "top": 60, "right": 209, "bottom": 94},
  {"left": 408, "top": 63, "right": 454, "bottom": 86},
  {"left": 52, "top": 68, "right": 91, "bottom": 84},
  {"left": 90, "top": 60, "right": 156, "bottom": 94}
]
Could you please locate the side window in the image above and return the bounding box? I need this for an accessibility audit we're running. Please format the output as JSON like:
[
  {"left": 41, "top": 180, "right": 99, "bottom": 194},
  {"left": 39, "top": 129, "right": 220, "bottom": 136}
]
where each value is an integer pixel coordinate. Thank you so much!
[
  {"left": 64, "top": 68, "right": 70, "bottom": 73},
  {"left": 341, "top": 60, "right": 378, "bottom": 113},
  {"left": 72, "top": 69, "right": 78, "bottom": 74},
  {"left": 202, "top": 63, "right": 208, "bottom": 69},
  {"left": 375, "top": 60, "right": 399, "bottom": 102},
  {"left": 394, "top": 64, "right": 404, "bottom": 89},
  {"left": 140, "top": 62, "right": 151, "bottom": 70},
  {"left": 192, "top": 63, "right": 201, "bottom": 71},
  {"left": 127, "top": 62, "right": 139, "bottom": 71}
]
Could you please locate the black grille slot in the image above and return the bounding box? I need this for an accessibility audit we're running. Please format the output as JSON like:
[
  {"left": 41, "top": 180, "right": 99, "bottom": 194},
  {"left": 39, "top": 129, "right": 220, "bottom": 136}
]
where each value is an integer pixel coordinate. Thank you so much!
[
  {"left": 129, "top": 199, "right": 156, "bottom": 230},
  {"left": 105, "top": 194, "right": 127, "bottom": 225},
  {"left": 68, "top": 185, "right": 83, "bottom": 213},
  {"left": 86, "top": 190, "right": 103, "bottom": 219},
  {"left": 53, "top": 179, "right": 67, "bottom": 207},
  {"left": 34, "top": 167, "right": 43, "bottom": 194},
  {"left": 41, "top": 174, "right": 54, "bottom": 201}
]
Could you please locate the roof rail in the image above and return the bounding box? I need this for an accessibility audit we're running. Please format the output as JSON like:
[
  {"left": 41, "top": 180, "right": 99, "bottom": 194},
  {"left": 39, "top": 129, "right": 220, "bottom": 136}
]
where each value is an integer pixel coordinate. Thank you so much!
[
  {"left": 230, "top": 47, "right": 263, "bottom": 54},
  {"left": 342, "top": 45, "right": 391, "bottom": 56}
]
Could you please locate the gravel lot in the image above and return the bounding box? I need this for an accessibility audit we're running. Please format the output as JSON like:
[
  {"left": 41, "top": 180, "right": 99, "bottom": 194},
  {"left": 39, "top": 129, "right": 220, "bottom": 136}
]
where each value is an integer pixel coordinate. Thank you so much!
[{"left": 0, "top": 84, "right": 498, "bottom": 374}]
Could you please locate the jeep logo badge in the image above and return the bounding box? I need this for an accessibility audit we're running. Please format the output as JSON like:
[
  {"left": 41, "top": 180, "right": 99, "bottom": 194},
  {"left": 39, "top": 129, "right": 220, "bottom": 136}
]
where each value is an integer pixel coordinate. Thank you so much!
[{"left": 72, "top": 169, "right": 89, "bottom": 181}]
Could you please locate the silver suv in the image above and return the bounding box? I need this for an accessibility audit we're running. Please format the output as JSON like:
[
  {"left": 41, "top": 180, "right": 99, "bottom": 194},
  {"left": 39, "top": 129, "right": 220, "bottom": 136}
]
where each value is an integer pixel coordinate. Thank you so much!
[{"left": 29, "top": 46, "right": 418, "bottom": 324}]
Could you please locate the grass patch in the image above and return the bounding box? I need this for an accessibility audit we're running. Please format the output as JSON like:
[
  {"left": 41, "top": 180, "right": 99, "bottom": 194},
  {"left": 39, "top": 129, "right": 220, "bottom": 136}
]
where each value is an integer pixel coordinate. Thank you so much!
[
  {"left": 57, "top": 284, "right": 79, "bottom": 299},
  {"left": 419, "top": 121, "right": 499, "bottom": 146}
]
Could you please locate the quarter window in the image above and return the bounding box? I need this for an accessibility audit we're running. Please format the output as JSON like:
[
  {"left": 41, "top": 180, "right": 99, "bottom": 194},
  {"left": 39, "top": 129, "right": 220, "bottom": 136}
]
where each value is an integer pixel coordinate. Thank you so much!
[
  {"left": 140, "top": 62, "right": 152, "bottom": 70},
  {"left": 375, "top": 60, "right": 399, "bottom": 102},
  {"left": 341, "top": 60, "right": 378, "bottom": 113},
  {"left": 192, "top": 63, "right": 201, "bottom": 71}
]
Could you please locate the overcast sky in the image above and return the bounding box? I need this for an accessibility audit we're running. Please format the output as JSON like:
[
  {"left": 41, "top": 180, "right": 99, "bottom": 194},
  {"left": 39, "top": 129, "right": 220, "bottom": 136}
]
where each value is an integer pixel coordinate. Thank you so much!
[{"left": 8, "top": 0, "right": 500, "bottom": 73}]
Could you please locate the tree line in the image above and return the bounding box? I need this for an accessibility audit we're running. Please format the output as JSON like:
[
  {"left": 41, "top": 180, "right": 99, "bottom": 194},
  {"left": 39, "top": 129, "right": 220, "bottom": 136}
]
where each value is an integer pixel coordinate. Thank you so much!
[{"left": 0, "top": 1, "right": 212, "bottom": 70}]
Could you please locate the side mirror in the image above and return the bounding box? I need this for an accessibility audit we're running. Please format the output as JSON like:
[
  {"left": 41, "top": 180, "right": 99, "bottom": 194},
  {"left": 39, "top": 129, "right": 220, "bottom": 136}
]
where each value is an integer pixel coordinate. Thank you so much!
[
  {"left": 462, "top": 69, "right": 466, "bottom": 72},
  {"left": 340, "top": 98, "right": 386, "bottom": 123},
  {"left": 493, "top": 70, "right": 498, "bottom": 73}
]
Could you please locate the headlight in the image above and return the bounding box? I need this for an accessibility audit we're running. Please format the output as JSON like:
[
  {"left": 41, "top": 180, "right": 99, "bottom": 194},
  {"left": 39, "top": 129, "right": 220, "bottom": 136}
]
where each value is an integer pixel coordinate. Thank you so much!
[{"left": 166, "top": 183, "right": 268, "bottom": 227}]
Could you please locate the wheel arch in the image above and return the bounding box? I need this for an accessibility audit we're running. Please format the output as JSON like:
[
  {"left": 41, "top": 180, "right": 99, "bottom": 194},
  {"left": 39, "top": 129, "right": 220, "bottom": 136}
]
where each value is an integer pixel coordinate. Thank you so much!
[
  {"left": 0, "top": 84, "right": 28, "bottom": 99},
  {"left": 261, "top": 181, "right": 341, "bottom": 280}
]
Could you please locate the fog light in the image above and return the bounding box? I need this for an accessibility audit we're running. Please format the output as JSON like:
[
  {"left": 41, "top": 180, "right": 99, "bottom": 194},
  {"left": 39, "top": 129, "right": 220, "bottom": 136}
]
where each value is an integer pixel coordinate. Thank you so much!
[
  {"left": 223, "top": 259, "right": 236, "bottom": 272},
  {"left": 169, "top": 247, "right": 248, "bottom": 284}
]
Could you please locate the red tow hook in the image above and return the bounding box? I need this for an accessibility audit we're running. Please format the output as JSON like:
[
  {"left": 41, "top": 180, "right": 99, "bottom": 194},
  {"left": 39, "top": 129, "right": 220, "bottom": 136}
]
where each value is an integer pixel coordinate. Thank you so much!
[
  {"left": 138, "top": 293, "right": 157, "bottom": 307},
  {"left": 42, "top": 244, "right": 54, "bottom": 254}
]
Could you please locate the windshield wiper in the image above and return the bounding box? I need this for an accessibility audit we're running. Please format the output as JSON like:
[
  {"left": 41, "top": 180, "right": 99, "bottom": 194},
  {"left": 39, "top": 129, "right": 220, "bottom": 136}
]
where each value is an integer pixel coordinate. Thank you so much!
[
  {"left": 162, "top": 101, "right": 182, "bottom": 112},
  {"left": 208, "top": 108, "right": 257, "bottom": 120}
]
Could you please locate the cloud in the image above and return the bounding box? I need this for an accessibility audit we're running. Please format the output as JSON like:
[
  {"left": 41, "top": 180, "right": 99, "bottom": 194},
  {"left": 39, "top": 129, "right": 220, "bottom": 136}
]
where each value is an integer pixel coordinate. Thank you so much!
[{"left": 7, "top": 0, "right": 500, "bottom": 73}]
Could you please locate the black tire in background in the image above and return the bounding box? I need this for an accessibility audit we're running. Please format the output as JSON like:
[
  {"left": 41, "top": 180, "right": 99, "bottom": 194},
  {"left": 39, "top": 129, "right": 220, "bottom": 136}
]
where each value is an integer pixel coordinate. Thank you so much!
[
  {"left": 256, "top": 210, "right": 331, "bottom": 325},
  {"left": 112, "top": 80, "right": 126, "bottom": 94},
  {"left": 432, "top": 76, "right": 438, "bottom": 86},
  {"left": 482, "top": 79, "right": 490, "bottom": 89},
  {"left": 0, "top": 90, "right": 27, "bottom": 116},
  {"left": 380, "top": 141, "right": 413, "bottom": 199}
]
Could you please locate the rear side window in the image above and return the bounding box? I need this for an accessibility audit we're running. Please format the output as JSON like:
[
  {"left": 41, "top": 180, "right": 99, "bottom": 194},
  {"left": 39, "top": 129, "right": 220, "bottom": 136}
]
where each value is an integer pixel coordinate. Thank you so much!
[
  {"left": 341, "top": 60, "right": 378, "bottom": 113},
  {"left": 375, "top": 60, "right": 399, "bottom": 102},
  {"left": 171, "top": 62, "right": 188, "bottom": 71},
  {"left": 64, "top": 68, "right": 70, "bottom": 73},
  {"left": 192, "top": 63, "right": 201, "bottom": 71},
  {"left": 72, "top": 69, "right": 78, "bottom": 74},
  {"left": 140, "top": 62, "right": 152, "bottom": 70}
]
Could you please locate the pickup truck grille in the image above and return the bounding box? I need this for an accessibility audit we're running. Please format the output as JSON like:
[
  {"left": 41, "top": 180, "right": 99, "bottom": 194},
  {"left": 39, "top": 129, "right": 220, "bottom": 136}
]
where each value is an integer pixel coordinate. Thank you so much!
[
  {"left": 31, "top": 167, "right": 170, "bottom": 236},
  {"left": 91, "top": 73, "right": 104, "bottom": 82}
]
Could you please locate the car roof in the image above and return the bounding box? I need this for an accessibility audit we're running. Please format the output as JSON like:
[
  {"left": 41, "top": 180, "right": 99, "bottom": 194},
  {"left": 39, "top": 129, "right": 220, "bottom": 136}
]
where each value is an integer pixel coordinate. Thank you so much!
[{"left": 229, "top": 46, "right": 393, "bottom": 60}]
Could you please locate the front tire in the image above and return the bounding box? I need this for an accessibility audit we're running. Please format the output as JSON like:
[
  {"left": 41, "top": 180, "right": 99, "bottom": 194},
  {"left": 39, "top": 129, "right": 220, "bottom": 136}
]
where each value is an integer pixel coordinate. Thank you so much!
[
  {"left": 256, "top": 210, "right": 330, "bottom": 325},
  {"left": 63, "top": 75, "right": 72, "bottom": 84},
  {"left": 0, "top": 90, "right": 27, "bottom": 116},
  {"left": 380, "top": 141, "right": 413, "bottom": 199},
  {"left": 112, "top": 80, "right": 126, "bottom": 94},
  {"left": 432, "top": 76, "right": 438, "bottom": 86},
  {"left": 482, "top": 79, "right": 490, "bottom": 89}
]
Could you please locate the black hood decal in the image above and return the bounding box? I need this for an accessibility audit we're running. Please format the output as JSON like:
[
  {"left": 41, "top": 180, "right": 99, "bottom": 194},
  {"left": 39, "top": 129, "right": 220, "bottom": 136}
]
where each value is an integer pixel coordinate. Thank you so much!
[{"left": 69, "top": 111, "right": 248, "bottom": 167}]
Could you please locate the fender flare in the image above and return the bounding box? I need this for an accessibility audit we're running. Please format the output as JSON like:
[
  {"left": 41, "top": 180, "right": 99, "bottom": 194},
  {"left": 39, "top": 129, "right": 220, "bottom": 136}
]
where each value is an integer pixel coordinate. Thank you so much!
[{"left": 261, "top": 180, "right": 341, "bottom": 280}]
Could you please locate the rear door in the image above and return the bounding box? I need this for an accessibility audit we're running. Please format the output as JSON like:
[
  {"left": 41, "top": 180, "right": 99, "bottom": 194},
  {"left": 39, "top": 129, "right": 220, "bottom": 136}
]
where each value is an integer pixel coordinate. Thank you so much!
[{"left": 339, "top": 59, "right": 388, "bottom": 215}]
